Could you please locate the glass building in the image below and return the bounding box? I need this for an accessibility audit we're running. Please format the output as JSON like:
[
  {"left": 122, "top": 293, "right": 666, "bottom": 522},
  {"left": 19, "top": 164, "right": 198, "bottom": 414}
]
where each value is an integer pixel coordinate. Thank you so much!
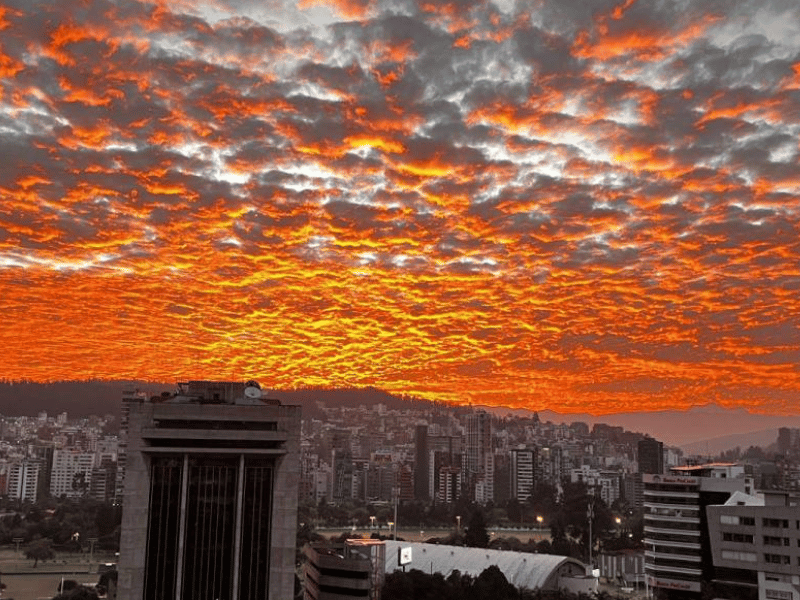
[{"left": 118, "top": 381, "right": 301, "bottom": 600}]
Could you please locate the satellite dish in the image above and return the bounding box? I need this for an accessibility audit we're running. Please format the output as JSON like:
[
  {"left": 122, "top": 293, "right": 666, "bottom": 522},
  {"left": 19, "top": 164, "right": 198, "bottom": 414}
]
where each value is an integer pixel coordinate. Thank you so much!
[{"left": 244, "top": 385, "right": 262, "bottom": 399}]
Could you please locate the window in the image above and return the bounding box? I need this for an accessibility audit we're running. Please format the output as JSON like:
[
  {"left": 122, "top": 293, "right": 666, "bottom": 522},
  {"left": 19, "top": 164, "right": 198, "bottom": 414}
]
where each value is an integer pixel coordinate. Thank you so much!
[
  {"left": 721, "top": 550, "right": 756, "bottom": 562},
  {"left": 721, "top": 515, "right": 739, "bottom": 525},
  {"left": 764, "top": 536, "right": 787, "bottom": 546},
  {"left": 764, "top": 553, "right": 791, "bottom": 565},
  {"left": 764, "top": 518, "right": 790, "bottom": 528},
  {"left": 723, "top": 532, "right": 753, "bottom": 543}
]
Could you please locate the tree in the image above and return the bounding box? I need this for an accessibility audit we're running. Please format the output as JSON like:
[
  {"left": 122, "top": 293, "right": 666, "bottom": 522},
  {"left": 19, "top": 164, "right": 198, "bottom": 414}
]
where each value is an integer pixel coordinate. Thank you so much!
[
  {"left": 26, "top": 539, "right": 55, "bottom": 567},
  {"left": 464, "top": 509, "right": 489, "bottom": 548},
  {"left": 472, "top": 565, "right": 519, "bottom": 600}
]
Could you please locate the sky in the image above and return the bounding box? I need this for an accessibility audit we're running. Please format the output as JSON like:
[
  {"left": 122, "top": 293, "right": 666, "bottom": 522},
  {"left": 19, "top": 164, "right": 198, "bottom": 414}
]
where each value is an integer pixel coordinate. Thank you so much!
[{"left": 1, "top": 0, "right": 799, "bottom": 415}]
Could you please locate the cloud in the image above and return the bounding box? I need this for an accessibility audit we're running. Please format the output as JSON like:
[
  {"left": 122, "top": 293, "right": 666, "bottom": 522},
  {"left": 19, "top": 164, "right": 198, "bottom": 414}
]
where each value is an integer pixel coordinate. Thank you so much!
[{"left": 0, "top": 0, "right": 798, "bottom": 413}]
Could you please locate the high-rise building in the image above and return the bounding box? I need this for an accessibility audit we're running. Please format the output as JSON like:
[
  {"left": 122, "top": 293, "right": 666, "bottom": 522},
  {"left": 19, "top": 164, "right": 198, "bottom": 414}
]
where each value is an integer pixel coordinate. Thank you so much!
[
  {"left": 464, "top": 410, "right": 493, "bottom": 502},
  {"left": 414, "top": 424, "right": 429, "bottom": 501},
  {"left": 117, "top": 388, "right": 147, "bottom": 503},
  {"left": 7, "top": 461, "right": 39, "bottom": 502},
  {"left": 644, "top": 464, "right": 751, "bottom": 599},
  {"left": 638, "top": 437, "right": 664, "bottom": 475},
  {"left": 118, "top": 381, "right": 300, "bottom": 600},
  {"left": 511, "top": 447, "right": 536, "bottom": 501},
  {"left": 50, "top": 449, "right": 96, "bottom": 498}
]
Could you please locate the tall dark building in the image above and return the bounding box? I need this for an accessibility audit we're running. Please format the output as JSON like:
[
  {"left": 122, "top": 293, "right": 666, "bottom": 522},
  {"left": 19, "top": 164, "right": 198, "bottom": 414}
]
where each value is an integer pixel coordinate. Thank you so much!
[
  {"left": 118, "top": 381, "right": 300, "bottom": 600},
  {"left": 414, "top": 424, "right": 429, "bottom": 501},
  {"left": 637, "top": 437, "right": 663, "bottom": 474}
]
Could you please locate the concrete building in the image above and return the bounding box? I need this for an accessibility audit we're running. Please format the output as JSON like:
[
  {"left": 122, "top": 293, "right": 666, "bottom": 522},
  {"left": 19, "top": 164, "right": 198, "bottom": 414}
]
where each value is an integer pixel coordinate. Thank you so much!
[
  {"left": 638, "top": 437, "right": 664, "bottom": 475},
  {"left": 304, "top": 540, "right": 385, "bottom": 600},
  {"left": 644, "top": 464, "right": 751, "bottom": 599},
  {"left": 118, "top": 381, "right": 300, "bottom": 600},
  {"left": 570, "top": 465, "right": 622, "bottom": 507},
  {"left": 464, "top": 410, "right": 493, "bottom": 502},
  {"left": 414, "top": 424, "right": 429, "bottom": 501},
  {"left": 437, "top": 466, "right": 461, "bottom": 503},
  {"left": 50, "top": 449, "right": 96, "bottom": 498},
  {"left": 708, "top": 490, "right": 800, "bottom": 600},
  {"left": 7, "top": 461, "right": 39, "bottom": 502},
  {"left": 511, "top": 447, "right": 536, "bottom": 501}
]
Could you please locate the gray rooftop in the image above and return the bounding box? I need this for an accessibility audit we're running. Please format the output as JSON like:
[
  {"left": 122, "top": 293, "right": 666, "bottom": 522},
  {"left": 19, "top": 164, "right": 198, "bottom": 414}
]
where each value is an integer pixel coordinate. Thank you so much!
[{"left": 382, "top": 541, "right": 584, "bottom": 590}]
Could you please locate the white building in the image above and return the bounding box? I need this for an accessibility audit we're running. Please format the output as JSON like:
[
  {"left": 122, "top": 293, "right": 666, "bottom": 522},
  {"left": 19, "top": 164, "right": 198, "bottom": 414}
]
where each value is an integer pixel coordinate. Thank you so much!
[
  {"left": 7, "top": 461, "right": 40, "bottom": 502},
  {"left": 50, "top": 449, "right": 96, "bottom": 498},
  {"left": 570, "top": 465, "right": 622, "bottom": 506},
  {"left": 511, "top": 447, "right": 536, "bottom": 501}
]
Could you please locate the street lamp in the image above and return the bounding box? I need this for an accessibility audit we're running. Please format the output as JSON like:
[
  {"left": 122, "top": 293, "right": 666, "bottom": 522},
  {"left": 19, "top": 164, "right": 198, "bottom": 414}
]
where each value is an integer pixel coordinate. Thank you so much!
[
  {"left": 369, "top": 515, "right": 376, "bottom": 529},
  {"left": 587, "top": 496, "right": 595, "bottom": 567},
  {"left": 456, "top": 515, "right": 461, "bottom": 531},
  {"left": 388, "top": 521, "right": 395, "bottom": 540}
]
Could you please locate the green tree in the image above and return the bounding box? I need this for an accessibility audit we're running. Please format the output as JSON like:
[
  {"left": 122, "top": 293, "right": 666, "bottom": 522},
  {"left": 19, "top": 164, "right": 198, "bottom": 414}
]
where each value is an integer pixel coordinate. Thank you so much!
[
  {"left": 472, "top": 565, "right": 518, "bottom": 600},
  {"left": 464, "top": 509, "right": 489, "bottom": 548},
  {"left": 26, "top": 539, "right": 55, "bottom": 567}
]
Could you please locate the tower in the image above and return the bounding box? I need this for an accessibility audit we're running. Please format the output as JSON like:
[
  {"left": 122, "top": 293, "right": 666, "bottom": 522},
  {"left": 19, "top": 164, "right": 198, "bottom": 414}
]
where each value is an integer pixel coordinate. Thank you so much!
[
  {"left": 118, "top": 381, "right": 300, "bottom": 600},
  {"left": 414, "top": 424, "right": 429, "bottom": 501},
  {"left": 464, "top": 410, "right": 492, "bottom": 502},
  {"left": 638, "top": 437, "right": 664, "bottom": 475}
]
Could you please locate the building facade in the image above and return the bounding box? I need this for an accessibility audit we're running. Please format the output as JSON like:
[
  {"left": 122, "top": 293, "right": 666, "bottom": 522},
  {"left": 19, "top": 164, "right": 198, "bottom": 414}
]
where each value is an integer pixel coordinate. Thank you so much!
[
  {"left": 638, "top": 437, "right": 664, "bottom": 475},
  {"left": 644, "top": 464, "right": 751, "bottom": 598},
  {"left": 708, "top": 491, "right": 800, "bottom": 600},
  {"left": 511, "top": 447, "right": 536, "bottom": 501},
  {"left": 118, "top": 381, "right": 300, "bottom": 600}
]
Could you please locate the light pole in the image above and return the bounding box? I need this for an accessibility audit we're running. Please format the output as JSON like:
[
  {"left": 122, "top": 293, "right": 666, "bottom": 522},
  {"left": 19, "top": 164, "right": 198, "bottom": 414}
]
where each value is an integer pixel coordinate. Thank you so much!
[
  {"left": 392, "top": 485, "right": 399, "bottom": 541},
  {"left": 369, "top": 515, "right": 376, "bottom": 529},
  {"left": 456, "top": 515, "right": 461, "bottom": 532},
  {"left": 536, "top": 515, "right": 543, "bottom": 535},
  {"left": 587, "top": 496, "right": 595, "bottom": 567}
]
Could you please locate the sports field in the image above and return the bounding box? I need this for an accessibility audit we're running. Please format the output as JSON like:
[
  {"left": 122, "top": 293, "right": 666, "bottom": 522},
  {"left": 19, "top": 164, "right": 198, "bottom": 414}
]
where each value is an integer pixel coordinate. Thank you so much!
[{"left": 0, "top": 548, "right": 115, "bottom": 600}]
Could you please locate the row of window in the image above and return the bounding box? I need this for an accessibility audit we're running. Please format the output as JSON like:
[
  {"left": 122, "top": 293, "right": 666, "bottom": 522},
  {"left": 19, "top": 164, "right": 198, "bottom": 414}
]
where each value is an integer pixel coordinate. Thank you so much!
[
  {"left": 720, "top": 515, "right": 755, "bottom": 526},
  {"left": 720, "top": 550, "right": 800, "bottom": 566},
  {"left": 722, "top": 532, "right": 753, "bottom": 544},
  {"left": 764, "top": 553, "right": 792, "bottom": 565},
  {"left": 719, "top": 515, "right": 800, "bottom": 529},
  {"left": 764, "top": 519, "right": 791, "bottom": 529}
]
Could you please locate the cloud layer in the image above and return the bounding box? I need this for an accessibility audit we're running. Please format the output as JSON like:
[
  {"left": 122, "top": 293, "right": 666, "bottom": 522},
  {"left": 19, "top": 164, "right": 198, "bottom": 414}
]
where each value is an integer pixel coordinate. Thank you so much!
[{"left": 1, "top": 0, "right": 799, "bottom": 413}]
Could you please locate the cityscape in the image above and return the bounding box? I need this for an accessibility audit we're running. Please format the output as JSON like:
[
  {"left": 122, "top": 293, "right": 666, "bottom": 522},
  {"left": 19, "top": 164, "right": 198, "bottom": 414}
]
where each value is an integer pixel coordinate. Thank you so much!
[
  {"left": 1, "top": 0, "right": 799, "bottom": 597},
  {"left": 0, "top": 381, "right": 799, "bottom": 599}
]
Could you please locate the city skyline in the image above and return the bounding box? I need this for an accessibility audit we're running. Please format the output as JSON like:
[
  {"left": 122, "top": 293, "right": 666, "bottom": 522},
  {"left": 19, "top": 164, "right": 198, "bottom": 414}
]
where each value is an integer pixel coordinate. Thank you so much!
[{"left": 1, "top": 0, "right": 799, "bottom": 414}]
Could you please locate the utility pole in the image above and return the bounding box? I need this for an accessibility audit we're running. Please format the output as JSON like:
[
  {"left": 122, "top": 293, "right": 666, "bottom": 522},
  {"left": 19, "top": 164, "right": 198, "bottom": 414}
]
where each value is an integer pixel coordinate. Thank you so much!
[
  {"left": 587, "top": 494, "right": 595, "bottom": 567},
  {"left": 393, "top": 485, "right": 399, "bottom": 541}
]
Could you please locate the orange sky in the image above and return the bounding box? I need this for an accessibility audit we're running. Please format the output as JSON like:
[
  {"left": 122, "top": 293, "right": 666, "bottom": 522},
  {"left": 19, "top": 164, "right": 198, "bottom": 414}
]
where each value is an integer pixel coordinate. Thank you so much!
[{"left": 1, "top": 0, "right": 799, "bottom": 414}]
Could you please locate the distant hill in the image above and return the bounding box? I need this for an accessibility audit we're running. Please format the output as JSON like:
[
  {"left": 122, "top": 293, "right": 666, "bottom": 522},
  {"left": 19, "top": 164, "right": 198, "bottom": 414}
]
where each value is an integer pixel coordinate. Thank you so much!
[
  {"left": 0, "top": 381, "right": 436, "bottom": 420},
  {"left": 0, "top": 380, "right": 169, "bottom": 418},
  {"left": 1, "top": 382, "right": 798, "bottom": 450},
  {"left": 680, "top": 428, "right": 780, "bottom": 457},
  {"left": 479, "top": 403, "right": 800, "bottom": 448}
]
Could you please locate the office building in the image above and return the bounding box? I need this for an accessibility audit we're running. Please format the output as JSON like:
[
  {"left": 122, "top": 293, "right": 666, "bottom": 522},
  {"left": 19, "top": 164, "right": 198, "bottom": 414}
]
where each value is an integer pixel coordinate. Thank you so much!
[
  {"left": 638, "top": 437, "right": 664, "bottom": 475},
  {"left": 118, "top": 381, "right": 300, "bottom": 600},
  {"left": 304, "top": 539, "right": 385, "bottom": 600},
  {"left": 414, "top": 424, "right": 429, "bottom": 501},
  {"left": 464, "top": 410, "right": 493, "bottom": 502},
  {"left": 644, "top": 464, "right": 751, "bottom": 599},
  {"left": 7, "top": 461, "right": 40, "bottom": 502},
  {"left": 511, "top": 447, "right": 536, "bottom": 501},
  {"left": 50, "top": 449, "right": 96, "bottom": 498},
  {"left": 707, "top": 490, "right": 800, "bottom": 600}
]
